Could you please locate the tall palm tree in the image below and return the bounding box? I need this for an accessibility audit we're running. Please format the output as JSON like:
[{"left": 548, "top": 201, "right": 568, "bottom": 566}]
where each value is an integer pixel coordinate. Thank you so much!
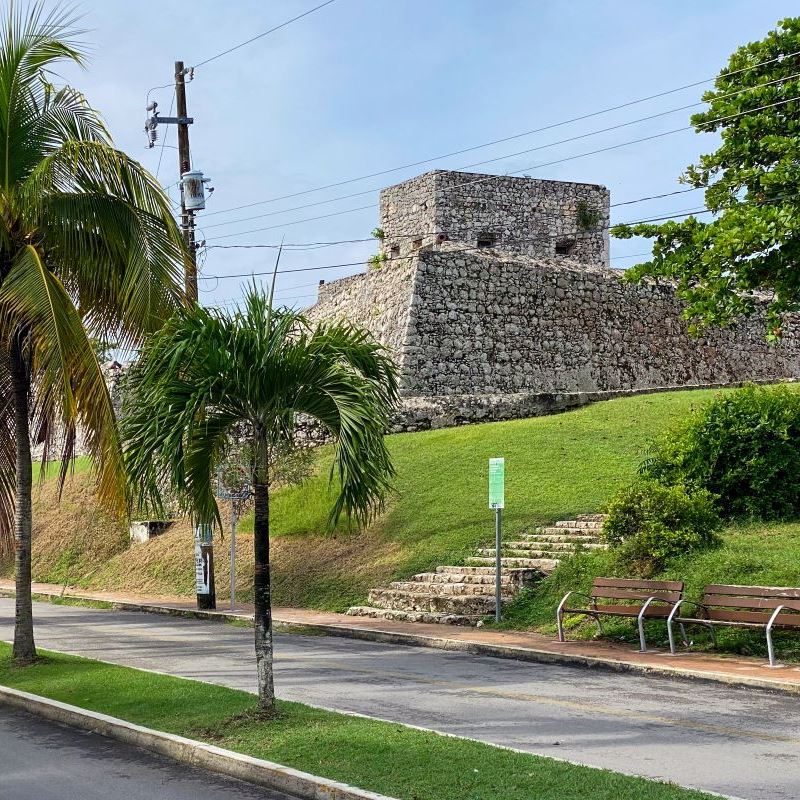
[
  {"left": 0, "top": 3, "right": 186, "bottom": 663},
  {"left": 122, "top": 287, "right": 398, "bottom": 712}
]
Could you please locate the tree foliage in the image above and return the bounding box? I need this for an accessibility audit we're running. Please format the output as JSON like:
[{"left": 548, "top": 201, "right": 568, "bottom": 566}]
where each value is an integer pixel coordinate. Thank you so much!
[
  {"left": 0, "top": 2, "right": 186, "bottom": 661},
  {"left": 613, "top": 17, "right": 800, "bottom": 338},
  {"left": 121, "top": 286, "right": 399, "bottom": 711},
  {"left": 642, "top": 384, "right": 800, "bottom": 520},
  {"left": 603, "top": 480, "right": 722, "bottom": 575}
]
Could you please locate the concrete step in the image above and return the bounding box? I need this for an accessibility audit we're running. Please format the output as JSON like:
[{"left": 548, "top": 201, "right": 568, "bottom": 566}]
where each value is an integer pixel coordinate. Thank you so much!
[
  {"left": 575, "top": 514, "right": 607, "bottom": 522},
  {"left": 538, "top": 526, "right": 604, "bottom": 536},
  {"left": 410, "top": 571, "right": 513, "bottom": 585},
  {"left": 388, "top": 580, "right": 498, "bottom": 596},
  {"left": 467, "top": 556, "right": 560, "bottom": 571},
  {"left": 346, "top": 607, "right": 483, "bottom": 626},
  {"left": 435, "top": 565, "right": 533, "bottom": 577},
  {"left": 518, "top": 531, "right": 601, "bottom": 543},
  {"left": 503, "top": 540, "right": 605, "bottom": 552},
  {"left": 477, "top": 547, "right": 574, "bottom": 560},
  {"left": 554, "top": 520, "right": 603, "bottom": 530},
  {"left": 366, "top": 588, "right": 507, "bottom": 615}
]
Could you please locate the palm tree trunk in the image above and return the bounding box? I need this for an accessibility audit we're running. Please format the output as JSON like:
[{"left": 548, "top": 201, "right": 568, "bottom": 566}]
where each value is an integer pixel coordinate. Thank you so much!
[
  {"left": 9, "top": 335, "right": 35, "bottom": 664},
  {"left": 253, "top": 478, "right": 275, "bottom": 712}
]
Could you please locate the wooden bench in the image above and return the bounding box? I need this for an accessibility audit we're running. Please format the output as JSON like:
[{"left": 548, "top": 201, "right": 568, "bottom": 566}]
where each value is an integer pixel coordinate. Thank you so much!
[
  {"left": 557, "top": 577, "right": 684, "bottom": 652},
  {"left": 667, "top": 584, "right": 800, "bottom": 667}
]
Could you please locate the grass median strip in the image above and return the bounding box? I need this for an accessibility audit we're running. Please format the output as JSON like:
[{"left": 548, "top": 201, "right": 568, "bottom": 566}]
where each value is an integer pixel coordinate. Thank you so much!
[{"left": 0, "top": 643, "right": 719, "bottom": 800}]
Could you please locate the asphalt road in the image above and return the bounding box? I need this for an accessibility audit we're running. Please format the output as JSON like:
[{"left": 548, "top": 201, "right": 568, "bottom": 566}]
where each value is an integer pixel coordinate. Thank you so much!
[
  {"left": 0, "top": 704, "right": 293, "bottom": 800},
  {"left": 1, "top": 600, "right": 799, "bottom": 800}
]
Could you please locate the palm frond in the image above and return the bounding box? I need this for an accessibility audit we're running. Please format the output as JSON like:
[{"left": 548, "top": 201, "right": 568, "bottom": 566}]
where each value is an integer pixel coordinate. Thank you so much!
[
  {"left": 0, "top": 244, "right": 126, "bottom": 518},
  {"left": 122, "top": 284, "right": 399, "bottom": 532}
]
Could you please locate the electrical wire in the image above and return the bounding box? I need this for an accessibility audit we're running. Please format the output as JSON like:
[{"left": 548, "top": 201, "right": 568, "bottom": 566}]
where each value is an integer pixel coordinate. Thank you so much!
[
  {"left": 155, "top": 89, "right": 176, "bottom": 180},
  {"left": 200, "top": 191, "right": 792, "bottom": 283},
  {"left": 192, "top": 0, "right": 338, "bottom": 69},
  {"left": 201, "top": 48, "right": 800, "bottom": 220},
  {"left": 203, "top": 93, "right": 800, "bottom": 243},
  {"left": 200, "top": 209, "right": 710, "bottom": 281},
  {"left": 198, "top": 70, "right": 800, "bottom": 232},
  {"left": 200, "top": 188, "right": 700, "bottom": 251}
]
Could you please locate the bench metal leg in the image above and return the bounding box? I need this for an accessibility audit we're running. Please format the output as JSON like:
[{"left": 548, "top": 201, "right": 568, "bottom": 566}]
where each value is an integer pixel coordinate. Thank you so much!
[
  {"left": 594, "top": 614, "right": 603, "bottom": 636},
  {"left": 679, "top": 623, "right": 689, "bottom": 647},
  {"left": 556, "top": 592, "right": 573, "bottom": 642},
  {"left": 766, "top": 606, "right": 785, "bottom": 668},
  {"left": 637, "top": 597, "right": 658, "bottom": 652}
]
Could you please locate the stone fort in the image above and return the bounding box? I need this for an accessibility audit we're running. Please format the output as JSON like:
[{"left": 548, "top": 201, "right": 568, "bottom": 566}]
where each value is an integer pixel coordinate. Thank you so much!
[{"left": 307, "top": 169, "right": 800, "bottom": 430}]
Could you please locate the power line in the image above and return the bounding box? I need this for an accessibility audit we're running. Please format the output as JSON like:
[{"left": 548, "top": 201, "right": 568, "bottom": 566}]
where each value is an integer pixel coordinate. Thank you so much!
[
  {"left": 203, "top": 92, "right": 800, "bottom": 243},
  {"left": 200, "top": 208, "right": 712, "bottom": 281},
  {"left": 201, "top": 191, "right": 792, "bottom": 283},
  {"left": 192, "top": 0, "right": 338, "bottom": 69},
  {"left": 155, "top": 89, "right": 175, "bottom": 180},
  {"left": 201, "top": 188, "right": 700, "bottom": 251},
  {"left": 201, "top": 48, "right": 800, "bottom": 220},
  {"left": 199, "top": 70, "right": 800, "bottom": 232}
]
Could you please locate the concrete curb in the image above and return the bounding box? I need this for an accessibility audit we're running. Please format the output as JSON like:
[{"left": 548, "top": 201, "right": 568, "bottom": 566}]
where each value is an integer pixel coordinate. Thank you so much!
[
  {"left": 6, "top": 587, "right": 800, "bottom": 697},
  {"left": 0, "top": 684, "right": 397, "bottom": 800}
]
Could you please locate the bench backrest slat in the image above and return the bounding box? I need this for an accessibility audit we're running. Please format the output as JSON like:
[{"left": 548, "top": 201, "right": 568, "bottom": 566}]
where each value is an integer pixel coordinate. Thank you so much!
[
  {"left": 590, "top": 577, "right": 683, "bottom": 604},
  {"left": 594, "top": 577, "right": 684, "bottom": 591},
  {"left": 594, "top": 587, "right": 683, "bottom": 602},
  {"left": 703, "top": 584, "right": 800, "bottom": 599},
  {"left": 702, "top": 594, "right": 800, "bottom": 612},
  {"left": 706, "top": 608, "right": 800, "bottom": 627},
  {"left": 700, "top": 584, "right": 800, "bottom": 628}
]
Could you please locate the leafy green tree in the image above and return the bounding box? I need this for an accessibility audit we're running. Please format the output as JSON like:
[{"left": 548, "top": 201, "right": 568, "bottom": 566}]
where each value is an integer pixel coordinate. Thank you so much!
[
  {"left": 121, "top": 287, "right": 398, "bottom": 712},
  {"left": 642, "top": 384, "right": 800, "bottom": 520},
  {"left": 613, "top": 17, "right": 800, "bottom": 338},
  {"left": 0, "top": 3, "right": 186, "bottom": 663}
]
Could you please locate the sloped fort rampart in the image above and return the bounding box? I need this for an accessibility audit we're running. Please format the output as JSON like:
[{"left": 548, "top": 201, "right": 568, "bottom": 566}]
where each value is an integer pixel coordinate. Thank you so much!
[{"left": 307, "top": 170, "right": 800, "bottom": 430}]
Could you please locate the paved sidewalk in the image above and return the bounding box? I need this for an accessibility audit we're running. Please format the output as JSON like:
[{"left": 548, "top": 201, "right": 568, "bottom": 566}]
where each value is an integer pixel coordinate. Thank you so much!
[{"left": 2, "top": 579, "right": 799, "bottom": 694}]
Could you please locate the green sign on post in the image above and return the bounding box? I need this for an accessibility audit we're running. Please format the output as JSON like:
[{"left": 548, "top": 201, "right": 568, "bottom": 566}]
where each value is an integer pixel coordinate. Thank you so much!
[
  {"left": 489, "top": 457, "right": 505, "bottom": 509},
  {"left": 489, "top": 457, "right": 505, "bottom": 623}
]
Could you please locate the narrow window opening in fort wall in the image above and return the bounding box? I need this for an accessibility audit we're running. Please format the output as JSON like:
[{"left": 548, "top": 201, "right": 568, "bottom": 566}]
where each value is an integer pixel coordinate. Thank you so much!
[{"left": 309, "top": 169, "right": 800, "bottom": 432}]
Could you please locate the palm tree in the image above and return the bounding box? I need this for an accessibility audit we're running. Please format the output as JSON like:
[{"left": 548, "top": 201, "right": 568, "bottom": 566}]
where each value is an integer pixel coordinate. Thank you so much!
[
  {"left": 0, "top": 3, "right": 186, "bottom": 663},
  {"left": 122, "top": 287, "right": 398, "bottom": 712}
]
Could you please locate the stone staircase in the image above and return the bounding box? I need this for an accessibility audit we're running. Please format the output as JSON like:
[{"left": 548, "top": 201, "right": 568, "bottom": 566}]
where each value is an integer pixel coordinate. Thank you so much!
[{"left": 346, "top": 514, "right": 606, "bottom": 625}]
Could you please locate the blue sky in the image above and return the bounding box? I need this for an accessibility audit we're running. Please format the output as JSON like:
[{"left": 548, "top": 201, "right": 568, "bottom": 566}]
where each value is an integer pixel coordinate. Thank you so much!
[{"left": 60, "top": 0, "right": 794, "bottom": 312}]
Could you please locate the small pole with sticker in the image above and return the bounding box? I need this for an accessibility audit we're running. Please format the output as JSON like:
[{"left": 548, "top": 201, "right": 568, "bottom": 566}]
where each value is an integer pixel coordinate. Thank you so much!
[{"left": 488, "top": 458, "right": 505, "bottom": 623}]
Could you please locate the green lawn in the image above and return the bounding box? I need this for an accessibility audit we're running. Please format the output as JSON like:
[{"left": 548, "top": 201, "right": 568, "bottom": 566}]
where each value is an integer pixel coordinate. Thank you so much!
[
  {"left": 0, "top": 643, "right": 718, "bottom": 800},
  {"left": 240, "top": 388, "right": 721, "bottom": 608},
  {"left": 12, "top": 386, "right": 796, "bottom": 616}
]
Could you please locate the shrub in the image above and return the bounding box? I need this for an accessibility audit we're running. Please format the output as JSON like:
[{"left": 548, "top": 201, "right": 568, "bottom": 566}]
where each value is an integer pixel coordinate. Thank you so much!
[
  {"left": 642, "top": 384, "right": 800, "bottom": 520},
  {"left": 603, "top": 480, "right": 723, "bottom": 575}
]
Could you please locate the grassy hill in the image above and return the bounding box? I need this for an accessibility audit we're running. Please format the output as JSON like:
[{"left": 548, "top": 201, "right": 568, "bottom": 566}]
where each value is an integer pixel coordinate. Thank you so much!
[
  {"left": 7, "top": 386, "right": 800, "bottom": 632},
  {"left": 0, "top": 388, "right": 712, "bottom": 608}
]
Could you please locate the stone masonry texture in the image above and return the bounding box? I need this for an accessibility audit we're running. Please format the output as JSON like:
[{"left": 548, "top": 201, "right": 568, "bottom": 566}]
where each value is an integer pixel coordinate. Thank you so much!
[
  {"left": 308, "top": 170, "right": 800, "bottom": 431},
  {"left": 379, "top": 169, "right": 609, "bottom": 264}
]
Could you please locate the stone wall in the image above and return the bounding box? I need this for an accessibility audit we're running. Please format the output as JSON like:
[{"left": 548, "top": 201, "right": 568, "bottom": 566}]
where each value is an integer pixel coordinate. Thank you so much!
[
  {"left": 402, "top": 248, "right": 800, "bottom": 397},
  {"left": 379, "top": 170, "right": 610, "bottom": 265},
  {"left": 307, "top": 244, "right": 800, "bottom": 431},
  {"left": 307, "top": 255, "right": 418, "bottom": 392}
]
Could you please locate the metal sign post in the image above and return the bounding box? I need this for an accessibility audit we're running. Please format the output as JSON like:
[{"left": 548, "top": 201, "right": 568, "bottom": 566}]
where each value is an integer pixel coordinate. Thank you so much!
[
  {"left": 489, "top": 458, "right": 505, "bottom": 623},
  {"left": 215, "top": 471, "right": 252, "bottom": 612}
]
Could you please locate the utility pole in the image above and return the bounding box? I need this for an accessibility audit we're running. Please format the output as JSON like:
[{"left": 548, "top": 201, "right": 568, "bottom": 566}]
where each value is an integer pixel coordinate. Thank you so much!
[{"left": 175, "top": 60, "right": 197, "bottom": 303}]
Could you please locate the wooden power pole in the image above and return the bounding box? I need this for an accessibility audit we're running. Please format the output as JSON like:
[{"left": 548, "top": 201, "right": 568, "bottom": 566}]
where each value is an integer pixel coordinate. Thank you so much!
[
  {"left": 174, "top": 61, "right": 214, "bottom": 610},
  {"left": 175, "top": 60, "right": 198, "bottom": 303}
]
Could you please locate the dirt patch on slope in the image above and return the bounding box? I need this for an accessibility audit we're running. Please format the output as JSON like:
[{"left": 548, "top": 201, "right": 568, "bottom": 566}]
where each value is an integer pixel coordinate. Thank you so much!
[{"left": 3, "top": 472, "right": 404, "bottom": 612}]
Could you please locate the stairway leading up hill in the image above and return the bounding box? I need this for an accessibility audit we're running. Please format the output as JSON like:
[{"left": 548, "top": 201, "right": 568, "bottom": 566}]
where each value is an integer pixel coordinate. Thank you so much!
[{"left": 347, "top": 514, "right": 607, "bottom": 625}]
